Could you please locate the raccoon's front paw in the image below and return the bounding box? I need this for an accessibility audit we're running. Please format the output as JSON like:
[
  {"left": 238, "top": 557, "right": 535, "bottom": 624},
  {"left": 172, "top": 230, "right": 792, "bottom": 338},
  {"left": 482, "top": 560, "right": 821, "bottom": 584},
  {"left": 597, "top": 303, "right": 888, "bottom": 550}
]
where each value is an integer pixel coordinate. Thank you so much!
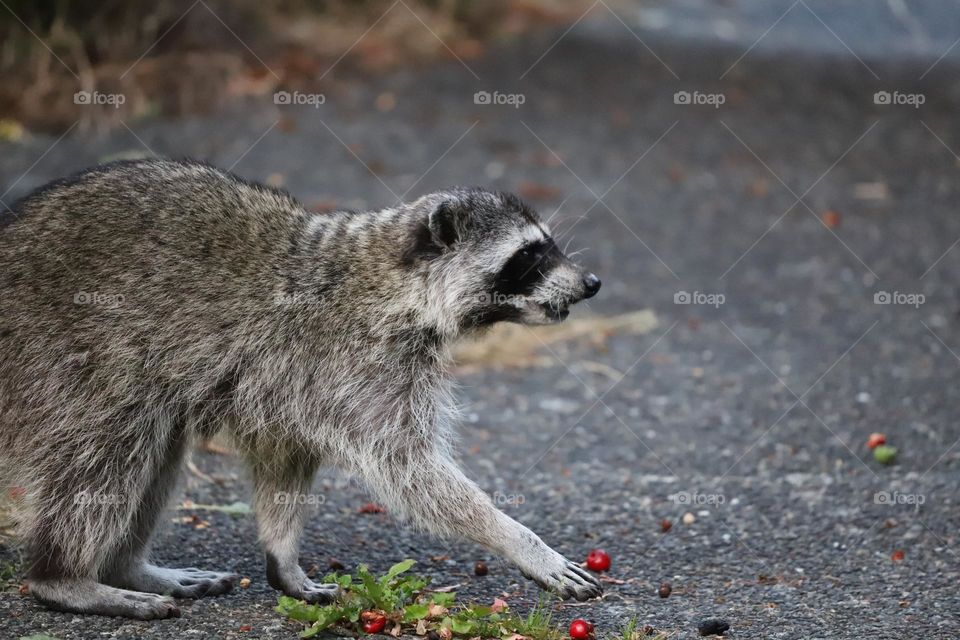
[
  {"left": 286, "top": 578, "right": 341, "bottom": 604},
  {"left": 519, "top": 556, "right": 602, "bottom": 601}
]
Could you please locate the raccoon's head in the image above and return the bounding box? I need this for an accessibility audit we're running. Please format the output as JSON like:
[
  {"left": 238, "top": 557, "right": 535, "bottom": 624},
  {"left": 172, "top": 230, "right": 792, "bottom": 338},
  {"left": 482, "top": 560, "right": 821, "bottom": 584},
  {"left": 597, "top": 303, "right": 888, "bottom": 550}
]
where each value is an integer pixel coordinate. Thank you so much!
[{"left": 405, "top": 188, "right": 600, "bottom": 333}]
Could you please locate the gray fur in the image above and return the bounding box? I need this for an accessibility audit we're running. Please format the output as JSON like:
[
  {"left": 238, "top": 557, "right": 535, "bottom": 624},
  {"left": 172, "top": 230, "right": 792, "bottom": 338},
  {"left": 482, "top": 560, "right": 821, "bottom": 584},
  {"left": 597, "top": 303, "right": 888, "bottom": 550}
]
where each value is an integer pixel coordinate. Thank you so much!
[{"left": 0, "top": 159, "right": 601, "bottom": 619}]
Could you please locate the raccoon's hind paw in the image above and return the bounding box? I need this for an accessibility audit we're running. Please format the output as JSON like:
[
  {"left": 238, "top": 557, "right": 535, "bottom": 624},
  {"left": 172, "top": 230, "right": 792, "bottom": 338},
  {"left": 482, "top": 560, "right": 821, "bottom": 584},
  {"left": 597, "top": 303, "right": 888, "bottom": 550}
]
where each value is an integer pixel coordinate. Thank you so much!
[
  {"left": 160, "top": 567, "right": 238, "bottom": 598},
  {"left": 109, "top": 564, "right": 238, "bottom": 599}
]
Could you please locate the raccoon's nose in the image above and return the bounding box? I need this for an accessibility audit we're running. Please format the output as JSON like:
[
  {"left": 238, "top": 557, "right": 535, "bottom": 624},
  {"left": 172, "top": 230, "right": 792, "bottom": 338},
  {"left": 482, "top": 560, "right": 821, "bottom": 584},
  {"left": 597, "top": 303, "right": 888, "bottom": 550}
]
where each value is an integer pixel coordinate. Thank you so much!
[{"left": 582, "top": 273, "right": 601, "bottom": 298}]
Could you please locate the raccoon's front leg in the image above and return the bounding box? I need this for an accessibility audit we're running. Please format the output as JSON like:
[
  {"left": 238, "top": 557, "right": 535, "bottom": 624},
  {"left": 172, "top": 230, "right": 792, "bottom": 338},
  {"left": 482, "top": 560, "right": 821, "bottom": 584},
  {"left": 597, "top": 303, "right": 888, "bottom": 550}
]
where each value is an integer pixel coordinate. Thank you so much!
[
  {"left": 358, "top": 448, "right": 602, "bottom": 601},
  {"left": 251, "top": 460, "right": 340, "bottom": 604}
]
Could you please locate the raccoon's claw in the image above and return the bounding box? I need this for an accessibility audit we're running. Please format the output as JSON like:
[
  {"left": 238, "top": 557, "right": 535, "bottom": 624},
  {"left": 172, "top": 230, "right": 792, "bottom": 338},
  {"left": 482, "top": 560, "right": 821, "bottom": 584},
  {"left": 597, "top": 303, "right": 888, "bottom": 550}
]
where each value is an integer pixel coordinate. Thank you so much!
[
  {"left": 521, "top": 559, "right": 603, "bottom": 601},
  {"left": 289, "top": 579, "right": 341, "bottom": 605},
  {"left": 120, "top": 591, "right": 183, "bottom": 619}
]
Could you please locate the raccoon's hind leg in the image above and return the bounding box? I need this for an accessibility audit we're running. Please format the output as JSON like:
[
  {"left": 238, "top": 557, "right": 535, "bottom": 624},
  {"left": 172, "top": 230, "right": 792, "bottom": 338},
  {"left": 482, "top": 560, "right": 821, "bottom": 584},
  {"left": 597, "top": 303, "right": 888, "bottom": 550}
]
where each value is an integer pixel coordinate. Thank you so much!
[
  {"left": 249, "top": 452, "right": 340, "bottom": 604},
  {"left": 23, "top": 419, "right": 183, "bottom": 618},
  {"left": 101, "top": 429, "right": 238, "bottom": 599}
]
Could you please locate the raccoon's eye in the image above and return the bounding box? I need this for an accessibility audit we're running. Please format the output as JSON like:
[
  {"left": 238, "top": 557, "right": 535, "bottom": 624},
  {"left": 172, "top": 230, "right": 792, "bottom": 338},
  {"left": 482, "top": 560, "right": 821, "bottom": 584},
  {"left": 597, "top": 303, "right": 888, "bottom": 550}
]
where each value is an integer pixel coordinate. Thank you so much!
[{"left": 493, "top": 240, "right": 555, "bottom": 296}]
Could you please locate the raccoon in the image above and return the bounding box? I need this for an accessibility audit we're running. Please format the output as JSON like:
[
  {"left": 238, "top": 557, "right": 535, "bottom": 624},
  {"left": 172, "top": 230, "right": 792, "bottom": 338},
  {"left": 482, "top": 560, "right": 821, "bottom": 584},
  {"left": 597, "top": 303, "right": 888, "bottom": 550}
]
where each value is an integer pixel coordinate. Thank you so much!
[{"left": 0, "top": 159, "right": 602, "bottom": 619}]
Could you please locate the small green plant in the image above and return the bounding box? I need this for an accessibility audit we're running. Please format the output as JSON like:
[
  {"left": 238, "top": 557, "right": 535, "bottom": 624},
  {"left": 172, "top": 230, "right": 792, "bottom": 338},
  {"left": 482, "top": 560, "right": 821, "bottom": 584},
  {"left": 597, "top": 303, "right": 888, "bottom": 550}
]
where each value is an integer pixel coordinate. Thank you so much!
[
  {"left": 277, "top": 560, "right": 570, "bottom": 639},
  {"left": 0, "top": 560, "right": 17, "bottom": 581},
  {"left": 277, "top": 560, "right": 668, "bottom": 640},
  {"left": 613, "top": 617, "right": 671, "bottom": 640}
]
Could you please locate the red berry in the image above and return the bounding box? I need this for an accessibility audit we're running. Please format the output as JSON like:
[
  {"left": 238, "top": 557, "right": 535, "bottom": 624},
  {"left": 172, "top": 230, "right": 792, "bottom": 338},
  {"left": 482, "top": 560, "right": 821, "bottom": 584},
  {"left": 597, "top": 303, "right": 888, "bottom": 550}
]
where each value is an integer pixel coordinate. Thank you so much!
[
  {"left": 569, "top": 619, "right": 593, "bottom": 639},
  {"left": 361, "top": 610, "right": 387, "bottom": 634},
  {"left": 891, "top": 549, "right": 905, "bottom": 562},
  {"left": 866, "top": 433, "right": 886, "bottom": 449},
  {"left": 586, "top": 549, "right": 611, "bottom": 572}
]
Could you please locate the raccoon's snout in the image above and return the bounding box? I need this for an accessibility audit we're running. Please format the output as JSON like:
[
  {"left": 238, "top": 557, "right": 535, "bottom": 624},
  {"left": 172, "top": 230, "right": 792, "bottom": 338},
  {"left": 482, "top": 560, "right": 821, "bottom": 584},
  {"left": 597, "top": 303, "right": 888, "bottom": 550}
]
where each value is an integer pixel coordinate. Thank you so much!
[{"left": 581, "top": 272, "right": 601, "bottom": 299}]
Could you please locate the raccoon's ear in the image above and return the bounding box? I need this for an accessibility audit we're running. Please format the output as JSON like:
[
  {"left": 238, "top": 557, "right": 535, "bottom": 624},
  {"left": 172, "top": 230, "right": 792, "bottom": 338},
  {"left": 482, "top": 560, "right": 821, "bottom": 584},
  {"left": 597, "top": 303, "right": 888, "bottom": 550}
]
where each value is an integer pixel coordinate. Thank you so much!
[{"left": 428, "top": 200, "right": 470, "bottom": 249}]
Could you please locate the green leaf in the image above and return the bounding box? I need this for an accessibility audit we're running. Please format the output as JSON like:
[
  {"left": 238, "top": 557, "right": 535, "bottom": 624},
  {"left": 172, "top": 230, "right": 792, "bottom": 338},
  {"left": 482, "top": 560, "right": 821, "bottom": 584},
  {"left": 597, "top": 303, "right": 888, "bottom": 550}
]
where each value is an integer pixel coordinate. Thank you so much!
[
  {"left": 384, "top": 559, "right": 416, "bottom": 582},
  {"left": 276, "top": 596, "right": 321, "bottom": 622},
  {"left": 403, "top": 603, "right": 431, "bottom": 621},
  {"left": 451, "top": 618, "right": 474, "bottom": 634},
  {"left": 431, "top": 592, "right": 457, "bottom": 605},
  {"left": 357, "top": 564, "right": 384, "bottom": 606}
]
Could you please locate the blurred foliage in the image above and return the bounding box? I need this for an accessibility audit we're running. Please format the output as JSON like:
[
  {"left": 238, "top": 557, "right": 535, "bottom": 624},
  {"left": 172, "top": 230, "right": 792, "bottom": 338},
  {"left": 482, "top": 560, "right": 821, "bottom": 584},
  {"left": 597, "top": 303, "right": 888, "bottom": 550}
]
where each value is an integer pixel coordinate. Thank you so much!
[{"left": 0, "top": 0, "right": 582, "bottom": 132}]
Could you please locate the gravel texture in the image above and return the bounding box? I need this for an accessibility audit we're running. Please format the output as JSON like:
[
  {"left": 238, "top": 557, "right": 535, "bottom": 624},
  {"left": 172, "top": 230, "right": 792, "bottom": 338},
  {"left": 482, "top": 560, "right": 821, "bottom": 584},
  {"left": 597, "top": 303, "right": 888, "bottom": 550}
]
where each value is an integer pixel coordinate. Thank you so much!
[{"left": 2, "top": 2, "right": 960, "bottom": 638}]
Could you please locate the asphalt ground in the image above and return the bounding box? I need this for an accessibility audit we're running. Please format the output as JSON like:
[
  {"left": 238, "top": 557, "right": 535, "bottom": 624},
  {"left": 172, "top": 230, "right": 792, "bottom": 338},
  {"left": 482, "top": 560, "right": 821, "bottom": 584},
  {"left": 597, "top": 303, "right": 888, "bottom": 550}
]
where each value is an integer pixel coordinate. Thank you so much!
[{"left": 2, "top": 3, "right": 960, "bottom": 638}]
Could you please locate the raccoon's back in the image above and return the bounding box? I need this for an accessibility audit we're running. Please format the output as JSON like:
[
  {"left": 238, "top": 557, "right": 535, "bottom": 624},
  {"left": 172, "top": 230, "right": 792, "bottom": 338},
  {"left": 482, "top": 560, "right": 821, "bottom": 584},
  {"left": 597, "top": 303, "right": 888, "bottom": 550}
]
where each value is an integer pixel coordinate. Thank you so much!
[
  {"left": 1, "top": 158, "right": 299, "bottom": 312},
  {"left": 0, "top": 160, "right": 303, "bottom": 410}
]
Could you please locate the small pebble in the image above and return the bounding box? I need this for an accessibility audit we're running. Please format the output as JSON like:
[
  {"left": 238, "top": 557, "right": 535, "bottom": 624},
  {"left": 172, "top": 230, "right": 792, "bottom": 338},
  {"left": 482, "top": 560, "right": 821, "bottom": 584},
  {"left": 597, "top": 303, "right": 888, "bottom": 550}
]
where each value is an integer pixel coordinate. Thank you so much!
[
  {"left": 698, "top": 618, "right": 730, "bottom": 636},
  {"left": 474, "top": 560, "right": 489, "bottom": 576},
  {"left": 658, "top": 582, "right": 672, "bottom": 598},
  {"left": 682, "top": 512, "right": 696, "bottom": 525}
]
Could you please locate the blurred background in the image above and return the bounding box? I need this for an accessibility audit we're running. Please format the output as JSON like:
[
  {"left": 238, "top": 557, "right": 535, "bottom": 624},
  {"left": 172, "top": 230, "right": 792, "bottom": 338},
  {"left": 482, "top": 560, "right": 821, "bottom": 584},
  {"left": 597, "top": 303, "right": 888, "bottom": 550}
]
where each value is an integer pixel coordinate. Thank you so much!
[{"left": 2, "top": 1, "right": 960, "bottom": 638}]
